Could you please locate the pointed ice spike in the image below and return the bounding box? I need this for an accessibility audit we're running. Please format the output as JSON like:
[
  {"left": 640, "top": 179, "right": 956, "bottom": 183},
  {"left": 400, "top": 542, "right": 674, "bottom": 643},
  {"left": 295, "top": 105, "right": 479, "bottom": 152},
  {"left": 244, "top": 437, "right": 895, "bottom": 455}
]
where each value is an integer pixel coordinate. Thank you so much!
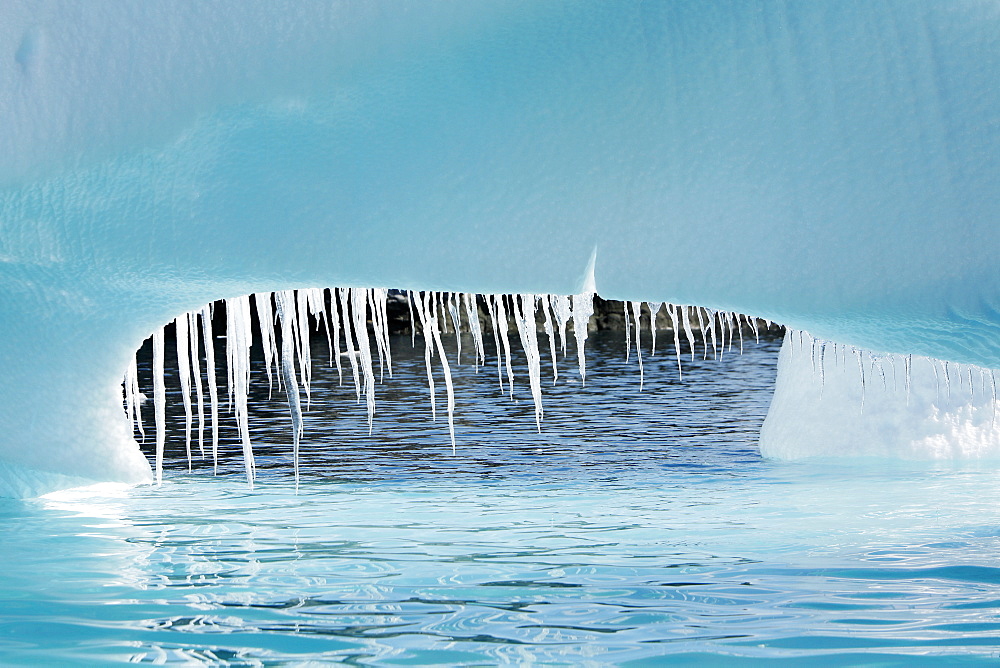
[
  {"left": 463, "top": 293, "right": 486, "bottom": 369},
  {"left": 514, "top": 295, "right": 544, "bottom": 431},
  {"left": 128, "top": 353, "right": 145, "bottom": 442},
  {"left": 339, "top": 289, "right": 362, "bottom": 402},
  {"left": 152, "top": 327, "right": 166, "bottom": 485},
  {"left": 226, "top": 295, "right": 256, "bottom": 487},
  {"left": 991, "top": 370, "right": 998, "bottom": 429},
  {"left": 571, "top": 291, "right": 594, "bottom": 385},
  {"left": 329, "top": 288, "right": 344, "bottom": 385},
  {"left": 496, "top": 295, "right": 516, "bottom": 398},
  {"left": 856, "top": 347, "right": 866, "bottom": 415},
  {"left": 904, "top": 355, "right": 912, "bottom": 405},
  {"left": 407, "top": 291, "right": 417, "bottom": 348},
  {"left": 667, "top": 303, "right": 683, "bottom": 381},
  {"left": 254, "top": 293, "right": 277, "bottom": 399},
  {"left": 275, "top": 290, "right": 304, "bottom": 490},
  {"left": 200, "top": 305, "right": 220, "bottom": 474},
  {"left": 541, "top": 295, "right": 558, "bottom": 384},
  {"left": 551, "top": 294, "right": 572, "bottom": 357},
  {"left": 188, "top": 311, "right": 205, "bottom": 458},
  {"left": 174, "top": 315, "right": 194, "bottom": 471},
  {"left": 352, "top": 289, "right": 377, "bottom": 434},
  {"left": 624, "top": 301, "right": 632, "bottom": 364},
  {"left": 631, "top": 301, "right": 644, "bottom": 391},
  {"left": 744, "top": 316, "right": 758, "bottom": 344},
  {"left": 376, "top": 288, "right": 393, "bottom": 379},
  {"left": 695, "top": 308, "right": 710, "bottom": 360},
  {"left": 430, "top": 294, "right": 457, "bottom": 451},
  {"left": 448, "top": 292, "right": 463, "bottom": 365},
  {"left": 413, "top": 291, "right": 437, "bottom": 421},
  {"left": 681, "top": 306, "right": 696, "bottom": 362},
  {"left": 487, "top": 295, "right": 505, "bottom": 393},
  {"left": 295, "top": 290, "right": 312, "bottom": 410},
  {"left": 647, "top": 302, "right": 661, "bottom": 356},
  {"left": 366, "top": 288, "right": 386, "bottom": 383},
  {"left": 309, "top": 287, "right": 333, "bottom": 368}
]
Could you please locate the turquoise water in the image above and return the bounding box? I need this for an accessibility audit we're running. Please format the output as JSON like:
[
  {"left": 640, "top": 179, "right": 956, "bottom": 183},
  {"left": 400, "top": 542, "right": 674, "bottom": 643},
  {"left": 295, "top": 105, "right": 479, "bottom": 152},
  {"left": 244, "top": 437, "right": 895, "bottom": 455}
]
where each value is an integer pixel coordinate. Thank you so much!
[{"left": 4, "top": 332, "right": 1000, "bottom": 665}]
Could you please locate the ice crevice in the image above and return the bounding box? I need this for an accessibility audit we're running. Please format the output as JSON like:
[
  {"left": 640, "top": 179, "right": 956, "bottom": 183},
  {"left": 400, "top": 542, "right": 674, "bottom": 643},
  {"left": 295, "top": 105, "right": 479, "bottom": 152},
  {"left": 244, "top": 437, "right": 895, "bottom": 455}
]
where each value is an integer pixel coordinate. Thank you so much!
[{"left": 125, "top": 288, "right": 777, "bottom": 487}]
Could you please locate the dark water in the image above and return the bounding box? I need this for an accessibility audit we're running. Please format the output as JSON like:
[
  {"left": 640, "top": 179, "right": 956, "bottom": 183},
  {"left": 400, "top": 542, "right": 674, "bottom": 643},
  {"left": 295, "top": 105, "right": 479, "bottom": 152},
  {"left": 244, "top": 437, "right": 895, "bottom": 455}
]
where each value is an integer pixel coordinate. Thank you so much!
[{"left": 3, "top": 331, "right": 1000, "bottom": 665}]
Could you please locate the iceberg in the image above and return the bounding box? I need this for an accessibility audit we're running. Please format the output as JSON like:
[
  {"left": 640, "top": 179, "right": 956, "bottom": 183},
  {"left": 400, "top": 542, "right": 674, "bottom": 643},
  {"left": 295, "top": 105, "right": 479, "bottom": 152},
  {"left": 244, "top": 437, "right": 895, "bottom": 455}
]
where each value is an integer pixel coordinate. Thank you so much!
[{"left": 0, "top": 1, "right": 997, "bottom": 496}]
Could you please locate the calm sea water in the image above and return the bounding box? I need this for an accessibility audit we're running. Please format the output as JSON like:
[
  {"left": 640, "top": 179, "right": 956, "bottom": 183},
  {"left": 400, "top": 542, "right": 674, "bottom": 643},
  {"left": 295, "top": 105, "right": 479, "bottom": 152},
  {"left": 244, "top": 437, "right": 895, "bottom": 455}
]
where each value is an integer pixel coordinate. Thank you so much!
[{"left": 4, "top": 330, "right": 1000, "bottom": 665}]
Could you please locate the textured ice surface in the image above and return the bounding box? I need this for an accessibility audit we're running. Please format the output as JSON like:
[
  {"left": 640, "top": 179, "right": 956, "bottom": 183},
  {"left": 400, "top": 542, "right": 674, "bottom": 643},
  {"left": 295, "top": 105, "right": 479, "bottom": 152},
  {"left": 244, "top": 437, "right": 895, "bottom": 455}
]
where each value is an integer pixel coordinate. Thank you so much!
[
  {"left": 0, "top": 1, "right": 998, "bottom": 495},
  {"left": 762, "top": 331, "right": 1000, "bottom": 460}
]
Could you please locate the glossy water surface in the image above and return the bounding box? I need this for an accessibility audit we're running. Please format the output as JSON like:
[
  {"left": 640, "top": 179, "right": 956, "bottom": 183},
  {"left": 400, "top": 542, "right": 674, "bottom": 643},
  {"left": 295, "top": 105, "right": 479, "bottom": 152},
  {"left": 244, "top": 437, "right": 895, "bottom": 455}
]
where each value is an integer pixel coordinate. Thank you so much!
[{"left": 4, "top": 331, "right": 1000, "bottom": 665}]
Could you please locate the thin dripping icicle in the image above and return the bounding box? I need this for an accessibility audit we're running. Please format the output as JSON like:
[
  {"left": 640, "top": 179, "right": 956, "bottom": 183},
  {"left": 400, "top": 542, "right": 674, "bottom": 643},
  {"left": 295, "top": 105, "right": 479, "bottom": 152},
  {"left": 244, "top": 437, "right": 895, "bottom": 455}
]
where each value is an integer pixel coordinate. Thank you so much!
[
  {"left": 152, "top": 327, "right": 166, "bottom": 485},
  {"left": 275, "top": 290, "right": 303, "bottom": 490},
  {"left": 175, "top": 315, "right": 193, "bottom": 471},
  {"left": 188, "top": 311, "right": 205, "bottom": 458},
  {"left": 200, "top": 304, "right": 220, "bottom": 473}
]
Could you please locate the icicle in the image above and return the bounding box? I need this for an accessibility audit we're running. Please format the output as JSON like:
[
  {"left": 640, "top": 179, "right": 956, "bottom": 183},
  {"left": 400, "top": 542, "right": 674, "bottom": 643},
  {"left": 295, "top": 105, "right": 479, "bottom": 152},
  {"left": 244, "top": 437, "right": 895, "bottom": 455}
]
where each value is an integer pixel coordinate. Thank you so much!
[
  {"left": 514, "top": 295, "right": 544, "bottom": 431},
  {"left": 430, "top": 293, "right": 457, "bottom": 451},
  {"left": 487, "top": 295, "right": 505, "bottom": 393},
  {"left": 226, "top": 295, "right": 256, "bottom": 487},
  {"left": 329, "top": 288, "right": 344, "bottom": 385},
  {"left": 991, "top": 370, "right": 998, "bottom": 429},
  {"left": 463, "top": 293, "right": 486, "bottom": 369},
  {"left": 200, "top": 305, "right": 220, "bottom": 474},
  {"left": 571, "top": 291, "right": 594, "bottom": 384},
  {"left": 254, "top": 293, "right": 277, "bottom": 399},
  {"left": 152, "top": 328, "right": 166, "bottom": 485},
  {"left": 734, "top": 313, "right": 745, "bottom": 354},
  {"left": 339, "top": 288, "right": 362, "bottom": 402},
  {"left": 309, "top": 288, "right": 333, "bottom": 368},
  {"left": 495, "top": 295, "right": 516, "bottom": 398},
  {"left": 407, "top": 292, "right": 417, "bottom": 348},
  {"left": 630, "top": 301, "right": 644, "bottom": 391},
  {"left": 681, "top": 306, "right": 696, "bottom": 362},
  {"left": 188, "top": 311, "right": 205, "bottom": 458},
  {"left": 551, "top": 294, "right": 572, "bottom": 357},
  {"left": 695, "top": 308, "right": 710, "bottom": 360},
  {"left": 413, "top": 291, "right": 437, "bottom": 421},
  {"left": 352, "top": 289, "right": 377, "bottom": 434},
  {"left": 448, "top": 292, "right": 463, "bottom": 364},
  {"left": 541, "top": 295, "right": 558, "bottom": 384},
  {"left": 647, "top": 302, "right": 661, "bottom": 356},
  {"left": 856, "top": 347, "right": 866, "bottom": 415},
  {"left": 904, "top": 355, "right": 912, "bottom": 405},
  {"left": 818, "top": 340, "right": 826, "bottom": 397},
  {"left": 367, "top": 288, "right": 387, "bottom": 383},
  {"left": 174, "top": 315, "right": 194, "bottom": 471},
  {"left": 667, "top": 303, "right": 683, "bottom": 381},
  {"left": 376, "top": 288, "right": 393, "bottom": 379},
  {"left": 274, "top": 290, "right": 303, "bottom": 490},
  {"left": 708, "top": 310, "right": 720, "bottom": 360},
  {"left": 126, "top": 353, "right": 144, "bottom": 442},
  {"left": 624, "top": 301, "right": 632, "bottom": 364},
  {"left": 295, "top": 290, "right": 312, "bottom": 409},
  {"left": 748, "top": 316, "right": 760, "bottom": 344}
]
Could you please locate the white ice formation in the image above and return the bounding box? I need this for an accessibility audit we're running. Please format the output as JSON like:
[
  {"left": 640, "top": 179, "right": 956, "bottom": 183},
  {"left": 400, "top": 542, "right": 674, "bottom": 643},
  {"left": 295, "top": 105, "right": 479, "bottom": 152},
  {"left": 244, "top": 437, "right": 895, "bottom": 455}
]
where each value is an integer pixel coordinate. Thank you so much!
[
  {"left": 129, "top": 290, "right": 763, "bottom": 485},
  {"left": 0, "top": 2, "right": 998, "bottom": 495}
]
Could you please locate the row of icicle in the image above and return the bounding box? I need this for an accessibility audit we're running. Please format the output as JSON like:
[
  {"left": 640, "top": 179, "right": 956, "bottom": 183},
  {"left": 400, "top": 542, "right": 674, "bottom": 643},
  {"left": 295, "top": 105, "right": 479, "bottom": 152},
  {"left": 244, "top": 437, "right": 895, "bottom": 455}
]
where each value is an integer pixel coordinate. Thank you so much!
[
  {"left": 122, "top": 289, "right": 771, "bottom": 488},
  {"left": 790, "top": 329, "right": 999, "bottom": 418}
]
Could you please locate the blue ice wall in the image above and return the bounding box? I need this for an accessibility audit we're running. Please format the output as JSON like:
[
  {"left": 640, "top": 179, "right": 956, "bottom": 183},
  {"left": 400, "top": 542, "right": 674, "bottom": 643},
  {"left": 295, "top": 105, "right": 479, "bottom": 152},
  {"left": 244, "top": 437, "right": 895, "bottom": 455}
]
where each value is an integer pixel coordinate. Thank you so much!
[{"left": 0, "top": 1, "right": 997, "bottom": 495}]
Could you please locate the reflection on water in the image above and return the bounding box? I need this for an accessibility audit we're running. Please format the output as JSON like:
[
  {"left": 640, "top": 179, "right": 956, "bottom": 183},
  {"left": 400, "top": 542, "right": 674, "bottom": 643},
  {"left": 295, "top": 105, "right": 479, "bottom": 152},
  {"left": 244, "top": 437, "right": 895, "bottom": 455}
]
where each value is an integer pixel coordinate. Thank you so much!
[{"left": 3, "top": 331, "right": 1000, "bottom": 664}]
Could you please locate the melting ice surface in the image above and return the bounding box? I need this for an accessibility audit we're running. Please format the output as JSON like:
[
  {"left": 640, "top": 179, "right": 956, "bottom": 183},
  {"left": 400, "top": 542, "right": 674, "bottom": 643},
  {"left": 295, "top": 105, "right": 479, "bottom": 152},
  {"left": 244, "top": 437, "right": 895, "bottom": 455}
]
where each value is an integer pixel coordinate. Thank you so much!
[{"left": 6, "top": 332, "right": 1000, "bottom": 664}]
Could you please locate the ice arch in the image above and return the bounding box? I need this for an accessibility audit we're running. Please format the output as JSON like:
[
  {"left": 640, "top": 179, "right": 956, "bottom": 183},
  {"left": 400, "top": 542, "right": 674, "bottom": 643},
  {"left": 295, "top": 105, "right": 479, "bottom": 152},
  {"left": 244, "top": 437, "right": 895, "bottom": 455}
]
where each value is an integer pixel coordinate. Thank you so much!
[{"left": 0, "top": 1, "right": 997, "bottom": 496}]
